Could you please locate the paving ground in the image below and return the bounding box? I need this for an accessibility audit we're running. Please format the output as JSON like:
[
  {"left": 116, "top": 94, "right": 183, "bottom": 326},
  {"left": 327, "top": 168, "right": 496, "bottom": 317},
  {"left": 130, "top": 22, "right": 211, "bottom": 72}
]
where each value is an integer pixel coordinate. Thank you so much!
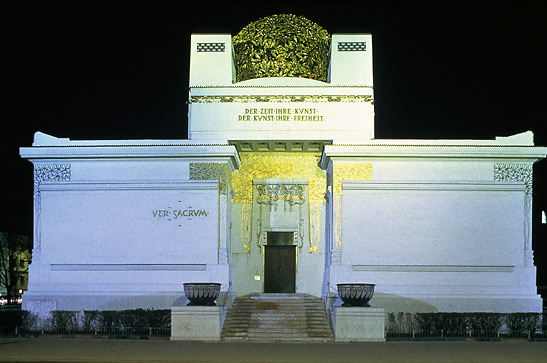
[{"left": 1, "top": 338, "right": 546, "bottom": 363}]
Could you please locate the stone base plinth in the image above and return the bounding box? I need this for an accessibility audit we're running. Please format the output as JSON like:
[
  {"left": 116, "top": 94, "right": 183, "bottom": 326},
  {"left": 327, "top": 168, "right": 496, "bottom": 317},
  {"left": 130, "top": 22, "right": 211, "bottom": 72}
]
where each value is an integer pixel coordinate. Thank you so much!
[
  {"left": 171, "top": 306, "right": 227, "bottom": 341},
  {"left": 332, "top": 307, "right": 385, "bottom": 342}
]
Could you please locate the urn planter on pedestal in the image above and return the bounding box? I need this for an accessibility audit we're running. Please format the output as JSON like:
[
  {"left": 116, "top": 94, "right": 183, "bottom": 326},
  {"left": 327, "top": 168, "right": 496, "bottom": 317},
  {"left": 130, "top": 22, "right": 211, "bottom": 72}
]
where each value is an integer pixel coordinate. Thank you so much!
[
  {"left": 172, "top": 283, "right": 226, "bottom": 341},
  {"left": 337, "top": 283, "right": 375, "bottom": 307},
  {"left": 333, "top": 283, "right": 384, "bottom": 342},
  {"left": 183, "top": 283, "right": 221, "bottom": 306}
]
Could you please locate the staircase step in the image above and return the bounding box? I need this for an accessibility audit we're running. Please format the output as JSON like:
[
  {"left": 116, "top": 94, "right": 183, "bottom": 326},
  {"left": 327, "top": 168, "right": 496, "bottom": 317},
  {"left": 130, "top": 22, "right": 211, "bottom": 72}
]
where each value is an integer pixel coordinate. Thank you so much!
[
  {"left": 221, "top": 293, "right": 334, "bottom": 342},
  {"left": 228, "top": 336, "right": 333, "bottom": 343}
]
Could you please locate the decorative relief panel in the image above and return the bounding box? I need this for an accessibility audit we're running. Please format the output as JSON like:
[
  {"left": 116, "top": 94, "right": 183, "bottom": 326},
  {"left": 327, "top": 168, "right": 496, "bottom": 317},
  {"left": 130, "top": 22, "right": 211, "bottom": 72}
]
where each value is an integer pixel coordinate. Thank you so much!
[
  {"left": 256, "top": 183, "right": 305, "bottom": 210},
  {"left": 494, "top": 163, "right": 532, "bottom": 195},
  {"left": 33, "top": 164, "right": 71, "bottom": 250},
  {"left": 34, "top": 164, "right": 71, "bottom": 193},
  {"left": 332, "top": 162, "right": 372, "bottom": 195},
  {"left": 231, "top": 152, "right": 327, "bottom": 204},
  {"left": 189, "top": 162, "right": 231, "bottom": 194}
]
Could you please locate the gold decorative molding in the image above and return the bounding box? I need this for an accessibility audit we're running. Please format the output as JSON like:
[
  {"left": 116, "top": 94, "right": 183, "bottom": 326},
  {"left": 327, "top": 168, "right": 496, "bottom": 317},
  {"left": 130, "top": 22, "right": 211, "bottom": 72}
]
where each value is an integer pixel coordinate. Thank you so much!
[
  {"left": 309, "top": 203, "right": 322, "bottom": 253},
  {"left": 188, "top": 94, "right": 374, "bottom": 104},
  {"left": 189, "top": 162, "right": 231, "bottom": 194},
  {"left": 333, "top": 197, "right": 342, "bottom": 251},
  {"left": 332, "top": 162, "right": 373, "bottom": 195},
  {"left": 240, "top": 203, "right": 252, "bottom": 253},
  {"left": 231, "top": 152, "right": 327, "bottom": 204}
]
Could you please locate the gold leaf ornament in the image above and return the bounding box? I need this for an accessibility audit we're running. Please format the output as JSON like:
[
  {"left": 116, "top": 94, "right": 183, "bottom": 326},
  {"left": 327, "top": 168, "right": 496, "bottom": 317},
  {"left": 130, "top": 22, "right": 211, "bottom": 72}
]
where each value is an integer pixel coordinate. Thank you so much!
[{"left": 233, "top": 14, "right": 331, "bottom": 82}]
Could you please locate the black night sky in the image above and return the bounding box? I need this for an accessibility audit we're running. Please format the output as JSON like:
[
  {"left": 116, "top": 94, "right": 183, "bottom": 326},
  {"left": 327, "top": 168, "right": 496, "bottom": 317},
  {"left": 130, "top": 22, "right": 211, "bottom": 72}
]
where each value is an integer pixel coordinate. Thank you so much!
[{"left": 3, "top": 1, "right": 547, "bottom": 290}]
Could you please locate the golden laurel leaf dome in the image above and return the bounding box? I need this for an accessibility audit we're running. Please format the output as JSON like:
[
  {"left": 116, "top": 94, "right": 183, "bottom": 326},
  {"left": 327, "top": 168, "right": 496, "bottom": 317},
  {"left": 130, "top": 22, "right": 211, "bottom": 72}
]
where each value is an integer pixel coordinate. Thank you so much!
[{"left": 232, "top": 14, "right": 331, "bottom": 82}]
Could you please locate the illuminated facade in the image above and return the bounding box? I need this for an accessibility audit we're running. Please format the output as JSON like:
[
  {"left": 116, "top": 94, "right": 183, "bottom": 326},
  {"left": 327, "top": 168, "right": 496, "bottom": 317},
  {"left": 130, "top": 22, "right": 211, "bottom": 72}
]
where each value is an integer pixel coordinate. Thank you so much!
[{"left": 20, "top": 16, "right": 546, "bottom": 316}]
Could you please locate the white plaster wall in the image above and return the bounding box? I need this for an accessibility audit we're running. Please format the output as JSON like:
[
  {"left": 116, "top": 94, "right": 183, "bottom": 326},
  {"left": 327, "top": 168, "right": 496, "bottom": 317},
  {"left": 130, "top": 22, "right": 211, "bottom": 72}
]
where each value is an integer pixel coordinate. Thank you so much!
[
  {"left": 329, "top": 34, "right": 373, "bottom": 86},
  {"left": 40, "top": 182, "right": 219, "bottom": 265},
  {"left": 371, "top": 160, "right": 495, "bottom": 182},
  {"left": 189, "top": 34, "right": 234, "bottom": 87},
  {"left": 329, "top": 180, "right": 541, "bottom": 311},
  {"left": 70, "top": 160, "right": 191, "bottom": 181},
  {"left": 341, "top": 187, "right": 523, "bottom": 267},
  {"left": 296, "top": 252, "right": 327, "bottom": 297}
]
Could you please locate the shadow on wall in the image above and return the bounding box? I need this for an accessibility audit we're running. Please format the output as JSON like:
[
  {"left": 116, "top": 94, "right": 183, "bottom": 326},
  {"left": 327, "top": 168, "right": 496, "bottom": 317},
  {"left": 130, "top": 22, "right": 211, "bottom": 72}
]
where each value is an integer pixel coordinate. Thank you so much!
[
  {"left": 368, "top": 293, "right": 438, "bottom": 313},
  {"left": 98, "top": 294, "right": 182, "bottom": 311}
]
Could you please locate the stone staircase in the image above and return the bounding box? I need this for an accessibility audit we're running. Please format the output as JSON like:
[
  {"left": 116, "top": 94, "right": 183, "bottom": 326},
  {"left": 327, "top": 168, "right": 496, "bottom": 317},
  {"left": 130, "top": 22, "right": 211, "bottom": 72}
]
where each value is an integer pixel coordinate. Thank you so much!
[{"left": 221, "top": 293, "right": 334, "bottom": 342}]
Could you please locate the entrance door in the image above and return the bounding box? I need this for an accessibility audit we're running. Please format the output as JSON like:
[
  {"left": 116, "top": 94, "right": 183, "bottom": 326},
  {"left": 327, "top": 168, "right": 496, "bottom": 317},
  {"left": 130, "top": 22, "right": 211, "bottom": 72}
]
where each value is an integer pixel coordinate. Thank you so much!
[{"left": 264, "top": 245, "right": 296, "bottom": 293}]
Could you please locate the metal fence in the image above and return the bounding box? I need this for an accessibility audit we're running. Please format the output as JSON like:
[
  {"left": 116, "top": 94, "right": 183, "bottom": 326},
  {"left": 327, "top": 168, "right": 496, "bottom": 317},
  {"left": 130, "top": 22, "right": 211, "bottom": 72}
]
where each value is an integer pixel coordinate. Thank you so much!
[
  {"left": 4, "top": 326, "right": 547, "bottom": 340},
  {"left": 387, "top": 330, "right": 547, "bottom": 340},
  {"left": 6, "top": 326, "right": 171, "bottom": 337}
]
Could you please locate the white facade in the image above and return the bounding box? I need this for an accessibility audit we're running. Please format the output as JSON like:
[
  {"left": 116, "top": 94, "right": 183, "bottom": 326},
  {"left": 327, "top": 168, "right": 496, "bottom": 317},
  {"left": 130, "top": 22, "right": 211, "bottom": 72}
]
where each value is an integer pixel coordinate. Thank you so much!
[
  {"left": 20, "top": 29, "right": 546, "bottom": 316},
  {"left": 21, "top": 139, "right": 238, "bottom": 315},
  {"left": 322, "top": 142, "right": 544, "bottom": 312}
]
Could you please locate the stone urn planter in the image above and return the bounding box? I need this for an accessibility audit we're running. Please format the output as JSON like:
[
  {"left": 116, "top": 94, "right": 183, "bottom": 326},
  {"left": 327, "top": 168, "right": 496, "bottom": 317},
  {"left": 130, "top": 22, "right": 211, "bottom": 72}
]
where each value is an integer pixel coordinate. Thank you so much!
[
  {"left": 183, "top": 283, "right": 221, "bottom": 306},
  {"left": 337, "top": 283, "right": 375, "bottom": 307}
]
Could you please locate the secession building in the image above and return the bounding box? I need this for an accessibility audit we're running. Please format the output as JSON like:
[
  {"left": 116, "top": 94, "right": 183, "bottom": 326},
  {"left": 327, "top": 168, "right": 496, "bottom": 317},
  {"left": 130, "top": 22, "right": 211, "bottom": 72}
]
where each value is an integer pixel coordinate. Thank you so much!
[{"left": 20, "top": 15, "right": 546, "bottom": 316}]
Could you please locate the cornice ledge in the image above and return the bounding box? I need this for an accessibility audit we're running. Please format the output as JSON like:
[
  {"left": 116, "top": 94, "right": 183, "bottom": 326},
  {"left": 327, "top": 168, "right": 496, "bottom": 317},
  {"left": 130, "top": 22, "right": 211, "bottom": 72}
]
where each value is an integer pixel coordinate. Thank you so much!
[
  {"left": 322, "top": 144, "right": 547, "bottom": 158},
  {"left": 20, "top": 144, "right": 241, "bottom": 170}
]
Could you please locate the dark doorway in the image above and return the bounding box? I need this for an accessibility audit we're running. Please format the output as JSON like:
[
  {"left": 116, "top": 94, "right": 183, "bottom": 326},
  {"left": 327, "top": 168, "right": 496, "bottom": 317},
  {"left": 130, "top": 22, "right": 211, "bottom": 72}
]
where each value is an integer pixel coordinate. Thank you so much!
[
  {"left": 267, "top": 232, "right": 295, "bottom": 246},
  {"left": 264, "top": 243, "right": 296, "bottom": 293}
]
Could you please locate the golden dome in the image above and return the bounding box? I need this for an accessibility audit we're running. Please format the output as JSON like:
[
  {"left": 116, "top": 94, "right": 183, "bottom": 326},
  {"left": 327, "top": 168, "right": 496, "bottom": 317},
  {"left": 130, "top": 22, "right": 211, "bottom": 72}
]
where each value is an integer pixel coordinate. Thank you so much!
[{"left": 233, "top": 14, "right": 331, "bottom": 82}]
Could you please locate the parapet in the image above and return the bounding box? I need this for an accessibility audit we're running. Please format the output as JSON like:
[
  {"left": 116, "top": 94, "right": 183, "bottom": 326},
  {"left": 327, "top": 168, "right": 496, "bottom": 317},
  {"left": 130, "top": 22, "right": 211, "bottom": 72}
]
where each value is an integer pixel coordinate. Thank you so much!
[
  {"left": 189, "top": 33, "right": 373, "bottom": 88},
  {"left": 188, "top": 19, "right": 375, "bottom": 144}
]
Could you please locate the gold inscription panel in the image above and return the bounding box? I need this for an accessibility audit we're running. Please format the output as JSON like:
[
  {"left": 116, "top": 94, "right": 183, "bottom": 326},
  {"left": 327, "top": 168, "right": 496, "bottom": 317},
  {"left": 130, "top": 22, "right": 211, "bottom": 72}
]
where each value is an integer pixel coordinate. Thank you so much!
[{"left": 238, "top": 107, "right": 324, "bottom": 122}]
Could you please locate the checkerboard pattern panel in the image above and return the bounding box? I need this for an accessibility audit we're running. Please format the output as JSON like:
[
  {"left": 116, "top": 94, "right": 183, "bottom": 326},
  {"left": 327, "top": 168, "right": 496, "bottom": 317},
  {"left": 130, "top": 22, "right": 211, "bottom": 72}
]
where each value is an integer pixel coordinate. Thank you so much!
[
  {"left": 197, "top": 43, "right": 225, "bottom": 52},
  {"left": 337, "top": 42, "right": 367, "bottom": 51}
]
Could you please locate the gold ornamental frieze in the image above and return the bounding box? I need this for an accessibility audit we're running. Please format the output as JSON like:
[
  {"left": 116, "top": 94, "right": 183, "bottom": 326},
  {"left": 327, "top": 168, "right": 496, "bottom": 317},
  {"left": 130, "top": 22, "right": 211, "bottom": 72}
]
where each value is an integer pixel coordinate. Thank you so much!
[
  {"left": 189, "top": 162, "right": 231, "bottom": 194},
  {"left": 231, "top": 152, "right": 327, "bottom": 204},
  {"left": 188, "top": 94, "right": 374, "bottom": 104}
]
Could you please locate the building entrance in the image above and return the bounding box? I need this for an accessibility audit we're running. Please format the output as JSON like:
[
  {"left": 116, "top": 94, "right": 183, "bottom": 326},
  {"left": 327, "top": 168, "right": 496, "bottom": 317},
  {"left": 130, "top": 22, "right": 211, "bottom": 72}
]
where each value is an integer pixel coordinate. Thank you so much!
[{"left": 264, "top": 232, "right": 296, "bottom": 293}]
